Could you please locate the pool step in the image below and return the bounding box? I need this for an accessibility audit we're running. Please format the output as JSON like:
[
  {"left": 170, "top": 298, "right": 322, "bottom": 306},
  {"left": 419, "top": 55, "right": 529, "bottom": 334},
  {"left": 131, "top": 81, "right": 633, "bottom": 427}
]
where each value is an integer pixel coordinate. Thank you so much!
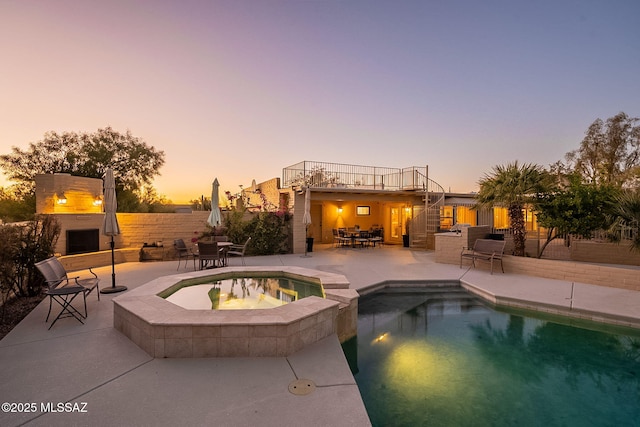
[{"left": 358, "top": 284, "right": 483, "bottom": 315}]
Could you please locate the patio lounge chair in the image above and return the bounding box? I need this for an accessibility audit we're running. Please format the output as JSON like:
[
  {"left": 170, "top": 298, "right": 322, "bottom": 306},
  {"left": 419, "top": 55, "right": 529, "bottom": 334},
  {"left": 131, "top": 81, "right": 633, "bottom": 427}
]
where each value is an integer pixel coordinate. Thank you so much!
[
  {"left": 227, "top": 237, "right": 251, "bottom": 265},
  {"left": 35, "top": 257, "right": 100, "bottom": 329},
  {"left": 174, "top": 239, "right": 198, "bottom": 270}
]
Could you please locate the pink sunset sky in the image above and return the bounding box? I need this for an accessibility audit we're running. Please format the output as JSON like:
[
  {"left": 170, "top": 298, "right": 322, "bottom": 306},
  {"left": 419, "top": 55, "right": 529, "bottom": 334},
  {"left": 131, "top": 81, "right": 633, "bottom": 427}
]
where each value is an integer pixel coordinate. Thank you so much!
[{"left": 1, "top": 0, "right": 638, "bottom": 203}]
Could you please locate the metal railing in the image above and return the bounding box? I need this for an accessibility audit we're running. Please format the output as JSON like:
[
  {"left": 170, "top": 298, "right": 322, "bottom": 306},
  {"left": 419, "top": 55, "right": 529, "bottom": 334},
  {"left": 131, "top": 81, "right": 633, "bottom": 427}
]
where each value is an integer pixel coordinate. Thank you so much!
[
  {"left": 407, "top": 168, "right": 445, "bottom": 248},
  {"left": 492, "top": 222, "right": 639, "bottom": 260},
  {"left": 282, "top": 160, "right": 433, "bottom": 191}
]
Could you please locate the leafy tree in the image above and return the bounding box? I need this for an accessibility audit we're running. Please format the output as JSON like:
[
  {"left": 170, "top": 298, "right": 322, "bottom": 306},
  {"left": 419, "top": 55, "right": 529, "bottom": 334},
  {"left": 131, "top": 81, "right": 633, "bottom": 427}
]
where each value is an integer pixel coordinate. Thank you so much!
[
  {"left": 138, "top": 187, "right": 174, "bottom": 213},
  {"left": 559, "top": 112, "right": 640, "bottom": 187},
  {"left": 0, "top": 127, "right": 165, "bottom": 211},
  {"left": 0, "top": 186, "right": 35, "bottom": 222},
  {"left": 533, "top": 175, "right": 617, "bottom": 257},
  {"left": 475, "top": 162, "right": 553, "bottom": 256}
]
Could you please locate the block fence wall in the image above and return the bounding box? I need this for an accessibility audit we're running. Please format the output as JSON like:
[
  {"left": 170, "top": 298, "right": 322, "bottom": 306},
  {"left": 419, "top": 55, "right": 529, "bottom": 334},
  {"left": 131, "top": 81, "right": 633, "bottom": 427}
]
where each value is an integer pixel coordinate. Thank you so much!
[
  {"left": 570, "top": 240, "right": 640, "bottom": 265},
  {"left": 435, "top": 227, "right": 640, "bottom": 291},
  {"left": 51, "top": 211, "right": 212, "bottom": 256},
  {"left": 115, "top": 212, "right": 212, "bottom": 250}
]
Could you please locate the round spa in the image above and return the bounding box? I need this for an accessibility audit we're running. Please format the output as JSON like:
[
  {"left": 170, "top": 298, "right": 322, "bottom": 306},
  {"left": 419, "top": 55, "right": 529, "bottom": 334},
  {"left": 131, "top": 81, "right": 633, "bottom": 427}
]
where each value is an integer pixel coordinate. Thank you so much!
[{"left": 113, "top": 266, "right": 359, "bottom": 358}]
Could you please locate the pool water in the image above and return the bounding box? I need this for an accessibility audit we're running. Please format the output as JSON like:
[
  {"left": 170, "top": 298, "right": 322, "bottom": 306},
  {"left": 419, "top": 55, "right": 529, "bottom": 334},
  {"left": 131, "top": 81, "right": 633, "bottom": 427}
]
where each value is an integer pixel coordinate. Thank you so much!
[
  {"left": 343, "top": 286, "right": 640, "bottom": 427},
  {"left": 164, "top": 276, "right": 324, "bottom": 310}
]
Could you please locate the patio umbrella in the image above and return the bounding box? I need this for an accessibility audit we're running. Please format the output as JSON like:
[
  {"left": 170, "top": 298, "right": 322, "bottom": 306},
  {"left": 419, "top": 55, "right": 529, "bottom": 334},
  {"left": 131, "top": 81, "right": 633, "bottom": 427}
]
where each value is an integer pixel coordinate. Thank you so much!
[
  {"left": 207, "top": 178, "right": 222, "bottom": 227},
  {"left": 302, "top": 187, "right": 312, "bottom": 257},
  {"left": 100, "top": 168, "right": 127, "bottom": 294}
]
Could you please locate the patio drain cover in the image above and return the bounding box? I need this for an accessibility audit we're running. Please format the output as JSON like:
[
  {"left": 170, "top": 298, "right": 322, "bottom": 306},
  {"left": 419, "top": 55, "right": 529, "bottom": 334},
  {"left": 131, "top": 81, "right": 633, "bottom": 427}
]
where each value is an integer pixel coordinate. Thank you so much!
[{"left": 288, "top": 379, "right": 316, "bottom": 395}]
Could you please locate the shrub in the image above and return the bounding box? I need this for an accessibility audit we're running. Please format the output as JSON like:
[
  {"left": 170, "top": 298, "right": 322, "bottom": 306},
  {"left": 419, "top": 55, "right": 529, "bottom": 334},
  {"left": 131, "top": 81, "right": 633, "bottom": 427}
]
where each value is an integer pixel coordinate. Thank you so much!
[
  {"left": 223, "top": 210, "right": 289, "bottom": 255},
  {"left": 0, "top": 215, "right": 60, "bottom": 301}
]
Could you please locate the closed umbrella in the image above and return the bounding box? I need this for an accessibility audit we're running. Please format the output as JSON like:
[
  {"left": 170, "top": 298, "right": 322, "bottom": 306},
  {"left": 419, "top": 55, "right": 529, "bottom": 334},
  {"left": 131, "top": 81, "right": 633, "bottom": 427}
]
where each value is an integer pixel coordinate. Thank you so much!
[
  {"left": 100, "top": 168, "right": 127, "bottom": 294},
  {"left": 207, "top": 178, "right": 222, "bottom": 227},
  {"left": 302, "top": 187, "right": 312, "bottom": 257}
]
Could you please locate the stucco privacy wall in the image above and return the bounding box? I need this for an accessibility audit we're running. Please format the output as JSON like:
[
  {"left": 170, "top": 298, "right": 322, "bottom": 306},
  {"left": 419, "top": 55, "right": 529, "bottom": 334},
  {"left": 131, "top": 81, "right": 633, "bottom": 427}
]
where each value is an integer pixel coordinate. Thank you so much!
[{"left": 436, "top": 227, "right": 640, "bottom": 292}]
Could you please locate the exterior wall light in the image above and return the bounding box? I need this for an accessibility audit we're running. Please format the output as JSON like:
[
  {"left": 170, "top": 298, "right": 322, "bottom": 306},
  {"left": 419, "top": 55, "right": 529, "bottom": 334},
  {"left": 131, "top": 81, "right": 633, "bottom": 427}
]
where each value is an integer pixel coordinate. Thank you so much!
[
  {"left": 93, "top": 196, "right": 103, "bottom": 206},
  {"left": 56, "top": 193, "right": 67, "bottom": 204},
  {"left": 337, "top": 207, "right": 343, "bottom": 214}
]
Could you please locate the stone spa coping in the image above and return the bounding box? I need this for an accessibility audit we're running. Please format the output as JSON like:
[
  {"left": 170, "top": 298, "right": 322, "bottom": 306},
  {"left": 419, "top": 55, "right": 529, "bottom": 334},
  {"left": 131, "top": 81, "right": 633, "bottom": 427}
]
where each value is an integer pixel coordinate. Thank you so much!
[{"left": 113, "top": 266, "right": 359, "bottom": 358}]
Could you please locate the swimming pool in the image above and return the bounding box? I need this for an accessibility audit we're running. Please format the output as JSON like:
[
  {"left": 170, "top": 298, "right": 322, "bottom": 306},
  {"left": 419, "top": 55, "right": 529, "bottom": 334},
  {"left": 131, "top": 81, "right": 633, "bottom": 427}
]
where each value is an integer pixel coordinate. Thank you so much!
[{"left": 343, "top": 284, "right": 640, "bottom": 426}]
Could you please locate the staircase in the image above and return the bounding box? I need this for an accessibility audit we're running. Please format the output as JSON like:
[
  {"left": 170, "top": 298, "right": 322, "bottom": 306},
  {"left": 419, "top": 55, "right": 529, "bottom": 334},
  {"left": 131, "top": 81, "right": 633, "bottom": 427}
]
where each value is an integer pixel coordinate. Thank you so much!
[{"left": 408, "top": 176, "right": 445, "bottom": 249}]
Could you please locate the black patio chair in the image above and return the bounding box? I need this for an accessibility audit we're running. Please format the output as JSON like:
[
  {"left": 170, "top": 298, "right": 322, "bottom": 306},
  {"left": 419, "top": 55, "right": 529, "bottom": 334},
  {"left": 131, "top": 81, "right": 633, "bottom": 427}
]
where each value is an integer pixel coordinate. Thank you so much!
[
  {"left": 174, "top": 239, "right": 198, "bottom": 270},
  {"left": 35, "top": 257, "right": 100, "bottom": 329},
  {"left": 198, "top": 241, "right": 225, "bottom": 269}
]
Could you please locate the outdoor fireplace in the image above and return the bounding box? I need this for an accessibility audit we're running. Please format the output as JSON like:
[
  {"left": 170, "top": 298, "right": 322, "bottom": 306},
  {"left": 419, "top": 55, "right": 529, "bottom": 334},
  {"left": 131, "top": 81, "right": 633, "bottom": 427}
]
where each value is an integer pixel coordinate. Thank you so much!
[{"left": 66, "top": 229, "right": 99, "bottom": 255}]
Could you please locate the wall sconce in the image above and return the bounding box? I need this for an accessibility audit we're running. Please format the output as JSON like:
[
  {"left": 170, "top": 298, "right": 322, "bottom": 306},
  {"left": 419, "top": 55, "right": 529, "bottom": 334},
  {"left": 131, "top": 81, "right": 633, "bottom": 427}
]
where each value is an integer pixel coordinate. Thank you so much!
[
  {"left": 337, "top": 207, "right": 343, "bottom": 214},
  {"left": 93, "top": 196, "right": 103, "bottom": 206},
  {"left": 56, "top": 192, "right": 67, "bottom": 205}
]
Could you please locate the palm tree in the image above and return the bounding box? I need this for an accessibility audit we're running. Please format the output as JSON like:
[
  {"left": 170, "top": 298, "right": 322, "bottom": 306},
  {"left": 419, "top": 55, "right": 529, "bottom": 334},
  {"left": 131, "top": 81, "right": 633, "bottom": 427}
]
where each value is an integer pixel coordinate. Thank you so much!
[
  {"left": 475, "top": 162, "right": 552, "bottom": 256},
  {"left": 609, "top": 189, "right": 640, "bottom": 251}
]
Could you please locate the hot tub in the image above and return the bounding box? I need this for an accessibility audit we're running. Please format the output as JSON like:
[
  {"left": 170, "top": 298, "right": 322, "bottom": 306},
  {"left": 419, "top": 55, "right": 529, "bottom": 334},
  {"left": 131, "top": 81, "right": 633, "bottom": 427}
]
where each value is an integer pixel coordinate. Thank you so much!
[
  {"left": 113, "top": 266, "right": 359, "bottom": 358},
  {"left": 160, "top": 274, "right": 325, "bottom": 310}
]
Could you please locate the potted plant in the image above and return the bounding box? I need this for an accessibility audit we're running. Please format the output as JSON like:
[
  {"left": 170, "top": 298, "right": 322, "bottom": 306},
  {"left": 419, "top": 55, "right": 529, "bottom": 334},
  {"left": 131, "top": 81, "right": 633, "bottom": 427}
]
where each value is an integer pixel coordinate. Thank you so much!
[
  {"left": 306, "top": 226, "right": 314, "bottom": 253},
  {"left": 403, "top": 219, "right": 411, "bottom": 247}
]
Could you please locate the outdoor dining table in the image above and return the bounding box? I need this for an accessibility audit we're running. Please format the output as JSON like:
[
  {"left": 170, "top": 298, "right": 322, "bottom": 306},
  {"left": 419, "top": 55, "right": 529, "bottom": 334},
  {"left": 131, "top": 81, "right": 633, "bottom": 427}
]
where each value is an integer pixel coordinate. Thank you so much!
[{"left": 342, "top": 231, "right": 368, "bottom": 248}]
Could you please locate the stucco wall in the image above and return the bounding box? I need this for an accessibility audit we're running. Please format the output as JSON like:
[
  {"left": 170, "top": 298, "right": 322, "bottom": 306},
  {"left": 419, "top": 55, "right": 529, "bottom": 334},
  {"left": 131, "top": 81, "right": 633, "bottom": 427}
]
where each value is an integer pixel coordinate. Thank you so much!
[
  {"left": 243, "top": 177, "right": 291, "bottom": 212},
  {"left": 35, "top": 174, "right": 103, "bottom": 214}
]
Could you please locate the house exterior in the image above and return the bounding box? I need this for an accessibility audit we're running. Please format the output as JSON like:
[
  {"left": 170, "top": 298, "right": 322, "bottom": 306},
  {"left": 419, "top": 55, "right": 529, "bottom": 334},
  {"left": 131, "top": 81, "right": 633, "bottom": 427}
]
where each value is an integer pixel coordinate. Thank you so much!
[
  {"left": 242, "top": 161, "right": 546, "bottom": 254},
  {"left": 256, "top": 161, "right": 447, "bottom": 252}
]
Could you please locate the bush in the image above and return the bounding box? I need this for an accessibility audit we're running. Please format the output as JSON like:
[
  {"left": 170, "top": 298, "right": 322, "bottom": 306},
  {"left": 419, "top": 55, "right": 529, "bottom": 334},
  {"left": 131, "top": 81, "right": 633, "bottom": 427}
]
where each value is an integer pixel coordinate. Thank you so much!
[
  {"left": 0, "top": 215, "right": 60, "bottom": 301},
  {"left": 223, "top": 211, "right": 289, "bottom": 255}
]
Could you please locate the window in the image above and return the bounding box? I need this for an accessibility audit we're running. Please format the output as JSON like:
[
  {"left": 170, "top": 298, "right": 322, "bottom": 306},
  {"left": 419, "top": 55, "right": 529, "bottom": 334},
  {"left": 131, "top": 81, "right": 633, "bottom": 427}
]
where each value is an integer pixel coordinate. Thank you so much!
[
  {"left": 456, "top": 206, "right": 477, "bottom": 226},
  {"left": 493, "top": 207, "right": 509, "bottom": 229},
  {"left": 356, "top": 206, "right": 370, "bottom": 216}
]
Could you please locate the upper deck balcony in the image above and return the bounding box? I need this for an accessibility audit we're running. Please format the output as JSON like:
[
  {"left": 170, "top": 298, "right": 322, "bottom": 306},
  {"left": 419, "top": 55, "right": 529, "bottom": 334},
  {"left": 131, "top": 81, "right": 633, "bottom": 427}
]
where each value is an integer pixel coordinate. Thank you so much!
[{"left": 282, "top": 160, "right": 442, "bottom": 193}]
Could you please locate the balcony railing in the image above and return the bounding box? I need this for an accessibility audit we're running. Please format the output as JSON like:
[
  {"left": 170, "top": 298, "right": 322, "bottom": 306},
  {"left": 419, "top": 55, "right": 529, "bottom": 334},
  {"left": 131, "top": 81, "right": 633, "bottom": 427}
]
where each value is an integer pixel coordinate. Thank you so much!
[{"left": 282, "top": 160, "right": 434, "bottom": 191}]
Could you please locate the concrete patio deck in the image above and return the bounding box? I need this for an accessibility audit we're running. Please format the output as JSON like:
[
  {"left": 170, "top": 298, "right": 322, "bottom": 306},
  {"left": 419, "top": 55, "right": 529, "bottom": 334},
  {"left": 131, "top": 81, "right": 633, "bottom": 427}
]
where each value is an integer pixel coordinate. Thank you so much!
[{"left": 2, "top": 244, "right": 640, "bottom": 426}]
